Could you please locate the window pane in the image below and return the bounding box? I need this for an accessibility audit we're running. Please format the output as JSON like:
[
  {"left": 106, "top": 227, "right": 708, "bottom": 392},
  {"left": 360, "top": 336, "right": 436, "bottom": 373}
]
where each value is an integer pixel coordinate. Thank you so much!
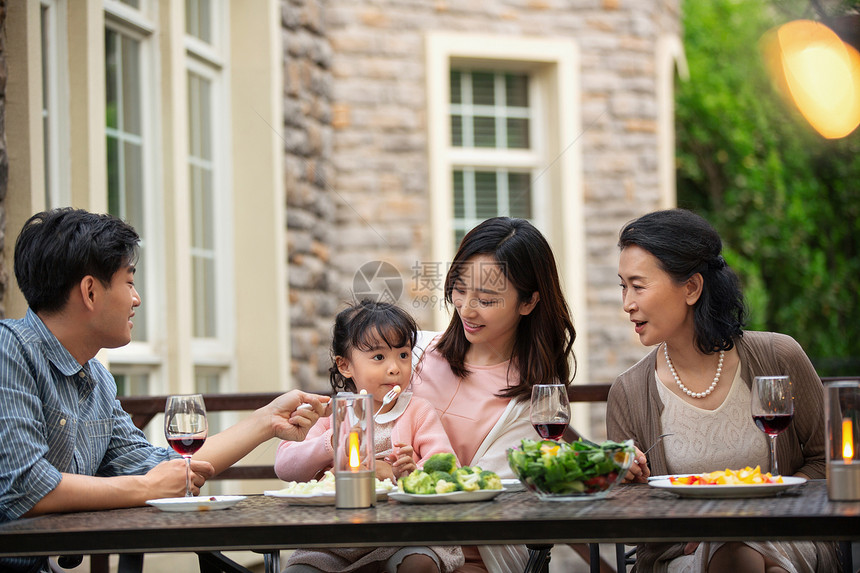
[
  {"left": 508, "top": 172, "right": 532, "bottom": 219},
  {"left": 121, "top": 36, "right": 141, "bottom": 135},
  {"left": 123, "top": 141, "right": 145, "bottom": 230},
  {"left": 451, "top": 115, "right": 462, "bottom": 147},
  {"left": 474, "top": 171, "right": 497, "bottom": 218},
  {"left": 195, "top": 371, "right": 222, "bottom": 430},
  {"left": 41, "top": 6, "right": 50, "bottom": 207},
  {"left": 507, "top": 117, "right": 530, "bottom": 149},
  {"left": 472, "top": 72, "right": 495, "bottom": 106},
  {"left": 105, "top": 31, "right": 118, "bottom": 129},
  {"left": 119, "top": 0, "right": 140, "bottom": 8},
  {"left": 505, "top": 73, "right": 529, "bottom": 107},
  {"left": 105, "top": 28, "right": 147, "bottom": 341},
  {"left": 114, "top": 373, "right": 149, "bottom": 396},
  {"left": 450, "top": 70, "right": 461, "bottom": 104},
  {"left": 453, "top": 170, "right": 464, "bottom": 219},
  {"left": 188, "top": 70, "right": 217, "bottom": 339},
  {"left": 186, "top": 0, "right": 212, "bottom": 43},
  {"left": 192, "top": 256, "right": 216, "bottom": 337},
  {"left": 473, "top": 116, "right": 496, "bottom": 148}
]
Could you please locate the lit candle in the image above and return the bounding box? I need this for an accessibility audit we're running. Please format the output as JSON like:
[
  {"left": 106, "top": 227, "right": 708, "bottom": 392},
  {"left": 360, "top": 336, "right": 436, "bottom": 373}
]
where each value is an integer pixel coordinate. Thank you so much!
[
  {"left": 843, "top": 418, "right": 854, "bottom": 463},
  {"left": 348, "top": 430, "right": 361, "bottom": 471}
]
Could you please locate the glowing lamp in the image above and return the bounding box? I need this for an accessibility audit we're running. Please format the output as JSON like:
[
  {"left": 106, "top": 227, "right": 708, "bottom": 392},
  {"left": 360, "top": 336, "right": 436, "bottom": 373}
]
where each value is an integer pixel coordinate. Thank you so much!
[
  {"left": 843, "top": 419, "right": 854, "bottom": 463},
  {"left": 761, "top": 20, "right": 860, "bottom": 139},
  {"left": 825, "top": 381, "right": 860, "bottom": 500},
  {"left": 333, "top": 392, "right": 375, "bottom": 508},
  {"left": 348, "top": 431, "right": 361, "bottom": 470}
]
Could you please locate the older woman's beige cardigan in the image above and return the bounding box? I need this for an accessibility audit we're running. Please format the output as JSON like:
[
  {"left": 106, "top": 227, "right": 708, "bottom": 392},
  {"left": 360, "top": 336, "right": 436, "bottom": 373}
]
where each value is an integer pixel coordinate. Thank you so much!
[{"left": 606, "top": 331, "right": 837, "bottom": 572}]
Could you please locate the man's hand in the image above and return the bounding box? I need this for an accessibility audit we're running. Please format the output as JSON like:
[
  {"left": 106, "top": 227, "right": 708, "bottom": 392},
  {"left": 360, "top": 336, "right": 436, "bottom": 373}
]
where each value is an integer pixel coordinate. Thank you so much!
[{"left": 144, "top": 458, "right": 215, "bottom": 499}]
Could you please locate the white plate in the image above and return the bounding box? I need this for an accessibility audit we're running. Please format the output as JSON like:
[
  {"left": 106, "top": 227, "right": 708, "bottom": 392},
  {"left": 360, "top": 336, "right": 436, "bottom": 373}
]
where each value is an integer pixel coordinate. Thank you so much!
[
  {"left": 387, "top": 489, "right": 503, "bottom": 504},
  {"left": 501, "top": 478, "right": 525, "bottom": 492},
  {"left": 146, "top": 495, "right": 246, "bottom": 512},
  {"left": 648, "top": 475, "right": 806, "bottom": 498},
  {"left": 263, "top": 489, "right": 392, "bottom": 505}
]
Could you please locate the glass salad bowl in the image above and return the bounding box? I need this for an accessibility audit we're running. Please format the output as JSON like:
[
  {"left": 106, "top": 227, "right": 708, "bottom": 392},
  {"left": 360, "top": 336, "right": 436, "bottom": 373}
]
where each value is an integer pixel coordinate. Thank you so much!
[{"left": 507, "top": 438, "right": 634, "bottom": 501}]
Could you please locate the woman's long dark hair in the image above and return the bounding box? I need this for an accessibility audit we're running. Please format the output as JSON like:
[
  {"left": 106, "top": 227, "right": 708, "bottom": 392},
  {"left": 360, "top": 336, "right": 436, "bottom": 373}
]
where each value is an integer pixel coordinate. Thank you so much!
[
  {"left": 329, "top": 299, "right": 418, "bottom": 393},
  {"left": 618, "top": 209, "right": 746, "bottom": 353},
  {"left": 431, "top": 217, "right": 576, "bottom": 400}
]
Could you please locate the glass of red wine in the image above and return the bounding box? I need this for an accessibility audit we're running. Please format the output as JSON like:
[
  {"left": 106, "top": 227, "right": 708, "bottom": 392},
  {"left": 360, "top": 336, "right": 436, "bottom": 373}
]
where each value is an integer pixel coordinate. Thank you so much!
[
  {"left": 164, "top": 394, "right": 208, "bottom": 497},
  {"left": 530, "top": 383, "right": 570, "bottom": 441},
  {"left": 751, "top": 375, "right": 794, "bottom": 476}
]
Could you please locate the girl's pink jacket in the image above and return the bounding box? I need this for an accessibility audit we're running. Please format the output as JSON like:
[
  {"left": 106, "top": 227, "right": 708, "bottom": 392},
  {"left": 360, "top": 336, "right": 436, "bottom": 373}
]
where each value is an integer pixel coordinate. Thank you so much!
[{"left": 274, "top": 392, "right": 457, "bottom": 482}]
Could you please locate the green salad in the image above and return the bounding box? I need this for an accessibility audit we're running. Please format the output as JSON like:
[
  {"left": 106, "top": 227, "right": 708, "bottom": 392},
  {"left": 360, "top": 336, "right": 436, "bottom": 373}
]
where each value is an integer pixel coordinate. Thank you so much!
[{"left": 507, "top": 439, "right": 634, "bottom": 496}]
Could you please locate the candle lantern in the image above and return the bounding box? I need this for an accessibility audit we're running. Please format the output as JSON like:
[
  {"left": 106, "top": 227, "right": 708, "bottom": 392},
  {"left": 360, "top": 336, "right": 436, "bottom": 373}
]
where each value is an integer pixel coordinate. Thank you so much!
[
  {"left": 825, "top": 380, "right": 860, "bottom": 500},
  {"left": 333, "top": 392, "right": 375, "bottom": 508}
]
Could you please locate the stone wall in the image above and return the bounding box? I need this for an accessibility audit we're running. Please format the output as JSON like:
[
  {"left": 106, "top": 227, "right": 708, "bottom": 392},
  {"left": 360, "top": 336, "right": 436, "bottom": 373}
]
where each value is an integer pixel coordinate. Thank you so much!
[
  {"left": 282, "top": 0, "right": 338, "bottom": 390},
  {"left": 283, "top": 0, "right": 682, "bottom": 391},
  {"left": 0, "top": 0, "right": 7, "bottom": 320}
]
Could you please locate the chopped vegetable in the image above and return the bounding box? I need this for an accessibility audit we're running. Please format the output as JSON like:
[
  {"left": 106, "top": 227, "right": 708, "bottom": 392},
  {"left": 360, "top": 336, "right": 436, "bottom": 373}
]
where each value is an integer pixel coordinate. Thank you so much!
[
  {"left": 400, "top": 470, "right": 436, "bottom": 494},
  {"left": 397, "top": 460, "right": 503, "bottom": 495},
  {"left": 422, "top": 452, "right": 458, "bottom": 474},
  {"left": 478, "top": 470, "right": 502, "bottom": 491},
  {"left": 453, "top": 467, "right": 481, "bottom": 492}
]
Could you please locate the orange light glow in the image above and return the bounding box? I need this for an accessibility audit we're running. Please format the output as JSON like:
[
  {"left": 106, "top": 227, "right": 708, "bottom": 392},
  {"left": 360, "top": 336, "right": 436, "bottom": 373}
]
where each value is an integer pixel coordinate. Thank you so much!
[
  {"left": 348, "top": 431, "right": 361, "bottom": 471},
  {"left": 761, "top": 20, "right": 860, "bottom": 139},
  {"left": 843, "top": 419, "right": 854, "bottom": 463}
]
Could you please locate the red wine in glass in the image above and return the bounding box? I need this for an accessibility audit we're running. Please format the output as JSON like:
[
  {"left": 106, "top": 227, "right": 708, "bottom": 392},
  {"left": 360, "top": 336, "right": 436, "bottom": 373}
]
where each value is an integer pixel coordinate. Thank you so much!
[
  {"left": 533, "top": 422, "right": 568, "bottom": 440},
  {"left": 751, "top": 376, "right": 793, "bottom": 475},
  {"left": 530, "top": 384, "right": 570, "bottom": 442},
  {"left": 752, "top": 413, "right": 794, "bottom": 436},
  {"left": 164, "top": 394, "right": 208, "bottom": 497},
  {"left": 168, "top": 436, "right": 206, "bottom": 456}
]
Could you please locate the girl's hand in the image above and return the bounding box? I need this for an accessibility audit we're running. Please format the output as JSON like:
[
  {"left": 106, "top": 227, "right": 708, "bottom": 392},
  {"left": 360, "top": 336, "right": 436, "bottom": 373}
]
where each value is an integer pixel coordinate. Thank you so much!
[
  {"left": 622, "top": 446, "right": 650, "bottom": 483},
  {"left": 375, "top": 459, "right": 396, "bottom": 482},
  {"left": 387, "top": 443, "right": 416, "bottom": 479}
]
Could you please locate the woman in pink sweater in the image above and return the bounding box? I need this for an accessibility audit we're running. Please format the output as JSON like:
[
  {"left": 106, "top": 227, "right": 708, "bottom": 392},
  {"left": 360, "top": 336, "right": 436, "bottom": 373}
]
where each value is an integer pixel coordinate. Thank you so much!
[{"left": 275, "top": 299, "right": 462, "bottom": 573}]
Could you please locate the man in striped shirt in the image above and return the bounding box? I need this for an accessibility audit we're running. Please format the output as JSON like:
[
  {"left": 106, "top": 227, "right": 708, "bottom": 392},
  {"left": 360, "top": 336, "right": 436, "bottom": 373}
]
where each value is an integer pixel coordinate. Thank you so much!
[{"left": 0, "top": 209, "right": 329, "bottom": 573}]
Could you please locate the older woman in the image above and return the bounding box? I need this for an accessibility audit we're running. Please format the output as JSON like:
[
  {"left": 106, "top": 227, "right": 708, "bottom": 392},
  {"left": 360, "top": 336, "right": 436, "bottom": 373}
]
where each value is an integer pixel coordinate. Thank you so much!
[{"left": 607, "top": 209, "right": 837, "bottom": 573}]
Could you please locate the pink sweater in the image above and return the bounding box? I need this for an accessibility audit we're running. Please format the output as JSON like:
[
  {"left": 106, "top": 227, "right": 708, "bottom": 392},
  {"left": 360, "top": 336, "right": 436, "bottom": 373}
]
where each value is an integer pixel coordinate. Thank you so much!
[{"left": 274, "top": 392, "right": 457, "bottom": 482}]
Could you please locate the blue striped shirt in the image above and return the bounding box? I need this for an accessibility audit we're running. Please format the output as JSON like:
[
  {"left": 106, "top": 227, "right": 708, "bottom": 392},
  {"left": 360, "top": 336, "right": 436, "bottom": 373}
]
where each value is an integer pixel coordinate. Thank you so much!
[{"left": 0, "top": 309, "right": 175, "bottom": 572}]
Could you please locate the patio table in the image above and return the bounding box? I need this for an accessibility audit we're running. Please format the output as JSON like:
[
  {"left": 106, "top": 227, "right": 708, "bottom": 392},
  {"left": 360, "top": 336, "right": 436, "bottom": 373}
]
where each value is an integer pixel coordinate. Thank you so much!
[{"left": 0, "top": 480, "right": 857, "bottom": 572}]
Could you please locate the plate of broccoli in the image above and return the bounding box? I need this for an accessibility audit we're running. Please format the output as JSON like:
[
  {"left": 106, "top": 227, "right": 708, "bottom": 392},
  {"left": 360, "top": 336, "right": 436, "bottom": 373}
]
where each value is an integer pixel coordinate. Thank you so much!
[{"left": 390, "top": 453, "right": 504, "bottom": 504}]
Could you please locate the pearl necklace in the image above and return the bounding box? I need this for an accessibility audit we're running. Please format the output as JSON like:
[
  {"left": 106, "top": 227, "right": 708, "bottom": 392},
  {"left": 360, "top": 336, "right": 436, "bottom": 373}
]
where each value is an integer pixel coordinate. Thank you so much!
[{"left": 663, "top": 344, "right": 725, "bottom": 399}]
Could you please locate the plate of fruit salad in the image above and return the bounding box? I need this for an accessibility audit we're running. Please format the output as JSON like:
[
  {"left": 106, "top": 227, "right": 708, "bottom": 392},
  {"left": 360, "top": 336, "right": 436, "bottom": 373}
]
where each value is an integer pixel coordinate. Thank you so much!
[{"left": 648, "top": 466, "right": 805, "bottom": 498}]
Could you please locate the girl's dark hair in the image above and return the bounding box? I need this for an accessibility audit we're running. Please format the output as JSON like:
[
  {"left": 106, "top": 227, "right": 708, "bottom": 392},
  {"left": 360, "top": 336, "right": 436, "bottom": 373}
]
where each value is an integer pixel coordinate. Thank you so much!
[
  {"left": 618, "top": 209, "right": 746, "bottom": 353},
  {"left": 329, "top": 299, "right": 418, "bottom": 393},
  {"left": 14, "top": 208, "right": 140, "bottom": 314},
  {"left": 430, "top": 217, "right": 576, "bottom": 400}
]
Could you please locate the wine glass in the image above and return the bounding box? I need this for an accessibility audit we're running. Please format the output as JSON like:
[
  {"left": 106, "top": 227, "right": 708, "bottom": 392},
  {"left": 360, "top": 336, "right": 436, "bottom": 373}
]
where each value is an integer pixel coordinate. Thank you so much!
[
  {"left": 530, "top": 384, "right": 571, "bottom": 441},
  {"left": 751, "top": 376, "right": 794, "bottom": 476},
  {"left": 164, "top": 394, "right": 208, "bottom": 497}
]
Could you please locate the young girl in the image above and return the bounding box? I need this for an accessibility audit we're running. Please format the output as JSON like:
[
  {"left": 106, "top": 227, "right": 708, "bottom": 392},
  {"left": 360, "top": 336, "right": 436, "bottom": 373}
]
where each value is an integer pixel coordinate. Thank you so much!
[
  {"left": 412, "top": 217, "right": 578, "bottom": 573},
  {"left": 275, "top": 299, "right": 463, "bottom": 573}
]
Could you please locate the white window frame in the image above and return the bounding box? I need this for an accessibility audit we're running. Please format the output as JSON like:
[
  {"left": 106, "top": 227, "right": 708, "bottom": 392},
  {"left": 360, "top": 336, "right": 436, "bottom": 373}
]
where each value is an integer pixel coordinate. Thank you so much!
[
  {"left": 185, "top": 2, "right": 236, "bottom": 380},
  {"left": 425, "top": 32, "right": 590, "bottom": 403},
  {"left": 656, "top": 33, "right": 688, "bottom": 209},
  {"left": 449, "top": 68, "right": 546, "bottom": 241},
  {"left": 103, "top": 2, "right": 165, "bottom": 396},
  {"left": 40, "top": 0, "right": 70, "bottom": 209}
]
